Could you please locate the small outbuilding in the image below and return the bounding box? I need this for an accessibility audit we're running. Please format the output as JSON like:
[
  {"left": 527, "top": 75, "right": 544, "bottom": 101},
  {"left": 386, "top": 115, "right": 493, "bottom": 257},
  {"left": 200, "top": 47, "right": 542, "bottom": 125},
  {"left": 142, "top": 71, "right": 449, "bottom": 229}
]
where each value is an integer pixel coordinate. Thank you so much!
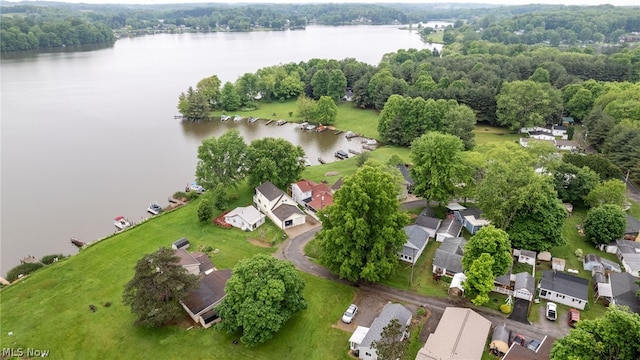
[
  {"left": 489, "top": 324, "right": 510, "bottom": 356},
  {"left": 538, "top": 251, "right": 552, "bottom": 262},
  {"left": 552, "top": 258, "right": 566, "bottom": 271},
  {"left": 172, "top": 237, "right": 190, "bottom": 250}
]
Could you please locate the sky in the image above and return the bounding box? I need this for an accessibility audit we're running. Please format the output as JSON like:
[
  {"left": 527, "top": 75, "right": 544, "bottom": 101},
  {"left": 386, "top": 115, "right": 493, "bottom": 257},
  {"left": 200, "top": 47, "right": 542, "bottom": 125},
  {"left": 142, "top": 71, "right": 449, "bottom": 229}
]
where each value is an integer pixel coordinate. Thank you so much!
[{"left": 6, "top": 0, "right": 640, "bottom": 6}]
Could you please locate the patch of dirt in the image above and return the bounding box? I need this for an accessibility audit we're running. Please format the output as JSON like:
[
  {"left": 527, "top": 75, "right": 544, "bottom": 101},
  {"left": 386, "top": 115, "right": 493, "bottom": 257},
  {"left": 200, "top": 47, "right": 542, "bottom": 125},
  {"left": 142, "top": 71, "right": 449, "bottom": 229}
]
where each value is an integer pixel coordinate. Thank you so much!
[
  {"left": 333, "top": 288, "right": 397, "bottom": 333},
  {"left": 247, "top": 238, "right": 273, "bottom": 248},
  {"left": 324, "top": 171, "right": 340, "bottom": 177}
]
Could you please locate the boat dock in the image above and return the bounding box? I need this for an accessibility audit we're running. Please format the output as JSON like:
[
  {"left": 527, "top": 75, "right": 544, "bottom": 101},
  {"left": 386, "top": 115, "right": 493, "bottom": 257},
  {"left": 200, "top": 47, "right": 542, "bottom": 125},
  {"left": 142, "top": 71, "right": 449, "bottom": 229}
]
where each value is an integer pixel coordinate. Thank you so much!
[
  {"left": 276, "top": 120, "right": 287, "bottom": 126},
  {"left": 265, "top": 119, "right": 274, "bottom": 125},
  {"left": 334, "top": 130, "right": 343, "bottom": 135},
  {"left": 348, "top": 149, "right": 361, "bottom": 155},
  {"left": 318, "top": 157, "right": 326, "bottom": 164}
]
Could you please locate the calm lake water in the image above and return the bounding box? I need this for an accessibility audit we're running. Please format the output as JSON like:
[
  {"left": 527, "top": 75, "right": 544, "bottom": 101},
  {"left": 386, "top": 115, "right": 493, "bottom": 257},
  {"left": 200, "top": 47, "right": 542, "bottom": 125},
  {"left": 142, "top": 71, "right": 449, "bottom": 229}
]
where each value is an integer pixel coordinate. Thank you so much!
[{"left": 0, "top": 24, "right": 445, "bottom": 276}]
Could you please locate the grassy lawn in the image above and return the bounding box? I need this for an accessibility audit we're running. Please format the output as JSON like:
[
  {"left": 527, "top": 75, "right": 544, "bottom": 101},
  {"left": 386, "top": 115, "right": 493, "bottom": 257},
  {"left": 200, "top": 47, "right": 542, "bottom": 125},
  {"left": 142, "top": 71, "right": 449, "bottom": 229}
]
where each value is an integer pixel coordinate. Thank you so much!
[
  {"left": 211, "top": 100, "right": 381, "bottom": 139},
  {"left": 423, "top": 30, "right": 444, "bottom": 44},
  {"left": 473, "top": 125, "right": 520, "bottom": 147},
  {"left": 0, "top": 194, "right": 354, "bottom": 360}
]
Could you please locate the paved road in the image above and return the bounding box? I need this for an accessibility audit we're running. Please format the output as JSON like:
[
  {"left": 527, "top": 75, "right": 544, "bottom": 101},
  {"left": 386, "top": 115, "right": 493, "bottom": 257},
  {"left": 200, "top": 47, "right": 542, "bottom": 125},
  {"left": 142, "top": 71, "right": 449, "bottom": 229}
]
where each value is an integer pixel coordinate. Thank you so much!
[{"left": 277, "top": 227, "right": 569, "bottom": 341}]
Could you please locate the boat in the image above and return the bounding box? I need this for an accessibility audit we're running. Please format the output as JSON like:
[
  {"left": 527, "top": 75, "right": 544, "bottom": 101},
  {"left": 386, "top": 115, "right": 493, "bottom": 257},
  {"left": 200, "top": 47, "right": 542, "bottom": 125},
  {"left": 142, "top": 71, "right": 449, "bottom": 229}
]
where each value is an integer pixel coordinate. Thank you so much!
[
  {"left": 220, "top": 115, "right": 230, "bottom": 121},
  {"left": 188, "top": 181, "right": 206, "bottom": 193},
  {"left": 345, "top": 131, "right": 359, "bottom": 139},
  {"left": 363, "top": 139, "right": 378, "bottom": 145},
  {"left": 233, "top": 115, "right": 243, "bottom": 122},
  {"left": 248, "top": 117, "right": 258, "bottom": 123},
  {"left": 114, "top": 216, "right": 131, "bottom": 230},
  {"left": 316, "top": 125, "right": 328, "bottom": 132},
  {"left": 147, "top": 201, "right": 163, "bottom": 215},
  {"left": 300, "top": 121, "right": 309, "bottom": 129},
  {"left": 70, "top": 237, "right": 86, "bottom": 248},
  {"left": 303, "top": 124, "right": 316, "bottom": 131},
  {"left": 276, "top": 120, "right": 287, "bottom": 126}
]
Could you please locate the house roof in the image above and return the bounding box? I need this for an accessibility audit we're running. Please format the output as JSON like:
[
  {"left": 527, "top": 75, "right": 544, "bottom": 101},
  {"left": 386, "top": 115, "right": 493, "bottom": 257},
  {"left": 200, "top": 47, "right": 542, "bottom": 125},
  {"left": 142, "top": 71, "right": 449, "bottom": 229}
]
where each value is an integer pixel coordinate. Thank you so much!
[
  {"left": 415, "top": 216, "right": 442, "bottom": 233},
  {"left": 294, "top": 179, "right": 317, "bottom": 193},
  {"left": 538, "top": 251, "right": 552, "bottom": 261},
  {"left": 553, "top": 125, "right": 567, "bottom": 131},
  {"left": 446, "top": 203, "right": 467, "bottom": 212},
  {"left": 175, "top": 248, "right": 200, "bottom": 267},
  {"left": 529, "top": 130, "right": 553, "bottom": 136},
  {"left": 438, "top": 218, "right": 463, "bottom": 237},
  {"left": 583, "top": 254, "right": 621, "bottom": 272},
  {"left": 173, "top": 237, "right": 189, "bottom": 248},
  {"left": 396, "top": 164, "right": 415, "bottom": 185},
  {"left": 402, "top": 225, "right": 429, "bottom": 257},
  {"left": 552, "top": 258, "right": 565, "bottom": 267},
  {"left": 434, "top": 249, "right": 464, "bottom": 274},
  {"left": 225, "top": 205, "right": 265, "bottom": 226},
  {"left": 458, "top": 207, "right": 482, "bottom": 218},
  {"left": 271, "top": 203, "right": 305, "bottom": 221},
  {"left": 562, "top": 116, "right": 575, "bottom": 123},
  {"left": 540, "top": 270, "right": 589, "bottom": 301},
  {"left": 194, "top": 252, "right": 215, "bottom": 273},
  {"left": 514, "top": 272, "right": 535, "bottom": 294},
  {"left": 306, "top": 183, "right": 333, "bottom": 211},
  {"left": 556, "top": 140, "right": 578, "bottom": 147},
  {"left": 182, "top": 269, "right": 232, "bottom": 315},
  {"left": 256, "top": 181, "right": 285, "bottom": 201},
  {"left": 503, "top": 336, "right": 556, "bottom": 360},
  {"left": 416, "top": 307, "right": 491, "bottom": 360},
  {"left": 349, "top": 326, "right": 370, "bottom": 345},
  {"left": 360, "top": 303, "right": 412, "bottom": 348},
  {"left": 609, "top": 272, "right": 640, "bottom": 313},
  {"left": 520, "top": 249, "right": 536, "bottom": 258},
  {"left": 626, "top": 214, "right": 640, "bottom": 234},
  {"left": 616, "top": 239, "right": 640, "bottom": 254}
]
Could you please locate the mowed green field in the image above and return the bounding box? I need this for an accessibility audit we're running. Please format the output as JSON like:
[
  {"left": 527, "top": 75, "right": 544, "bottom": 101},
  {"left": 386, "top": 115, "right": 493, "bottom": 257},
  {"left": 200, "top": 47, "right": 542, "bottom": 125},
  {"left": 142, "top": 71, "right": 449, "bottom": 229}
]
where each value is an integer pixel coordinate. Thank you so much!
[{"left": 0, "top": 195, "right": 354, "bottom": 360}]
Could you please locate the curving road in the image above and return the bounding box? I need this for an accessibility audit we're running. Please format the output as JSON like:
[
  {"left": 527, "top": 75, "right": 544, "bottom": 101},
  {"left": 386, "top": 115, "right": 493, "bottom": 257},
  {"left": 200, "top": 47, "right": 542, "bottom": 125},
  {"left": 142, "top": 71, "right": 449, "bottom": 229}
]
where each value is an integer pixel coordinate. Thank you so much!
[{"left": 277, "top": 224, "right": 570, "bottom": 342}]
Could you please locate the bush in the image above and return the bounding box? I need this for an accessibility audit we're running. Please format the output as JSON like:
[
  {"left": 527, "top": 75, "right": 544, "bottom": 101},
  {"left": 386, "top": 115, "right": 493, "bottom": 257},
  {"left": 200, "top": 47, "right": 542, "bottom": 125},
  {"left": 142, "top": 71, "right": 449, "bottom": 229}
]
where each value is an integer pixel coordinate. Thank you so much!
[
  {"left": 416, "top": 307, "right": 426, "bottom": 317},
  {"left": 41, "top": 254, "right": 65, "bottom": 265},
  {"left": 6, "top": 263, "right": 44, "bottom": 281},
  {"left": 197, "top": 198, "right": 214, "bottom": 222},
  {"left": 500, "top": 304, "right": 512, "bottom": 314}
]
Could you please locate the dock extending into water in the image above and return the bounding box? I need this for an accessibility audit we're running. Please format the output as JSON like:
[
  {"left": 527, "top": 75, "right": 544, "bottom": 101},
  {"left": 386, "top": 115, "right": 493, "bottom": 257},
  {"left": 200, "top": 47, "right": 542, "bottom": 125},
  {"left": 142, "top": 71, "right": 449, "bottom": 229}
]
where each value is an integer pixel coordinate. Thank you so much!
[{"left": 265, "top": 119, "right": 274, "bottom": 125}]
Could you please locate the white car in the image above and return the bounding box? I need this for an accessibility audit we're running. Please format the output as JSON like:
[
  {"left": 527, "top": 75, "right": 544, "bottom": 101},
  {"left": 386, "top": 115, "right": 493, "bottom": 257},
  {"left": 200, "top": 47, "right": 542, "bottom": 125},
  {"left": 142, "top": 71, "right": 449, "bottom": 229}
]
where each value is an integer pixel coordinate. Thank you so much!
[
  {"left": 546, "top": 302, "right": 557, "bottom": 321},
  {"left": 342, "top": 304, "right": 358, "bottom": 324}
]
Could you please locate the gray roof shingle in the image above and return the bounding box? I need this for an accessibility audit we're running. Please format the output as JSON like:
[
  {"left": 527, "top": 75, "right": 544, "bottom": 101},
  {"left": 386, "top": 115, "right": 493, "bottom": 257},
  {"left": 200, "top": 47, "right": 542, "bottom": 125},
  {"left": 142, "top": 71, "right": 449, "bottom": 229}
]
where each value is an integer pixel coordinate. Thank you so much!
[
  {"left": 609, "top": 272, "right": 640, "bottom": 313},
  {"left": 271, "top": 203, "right": 305, "bottom": 221},
  {"left": 256, "top": 181, "right": 285, "bottom": 201},
  {"left": 626, "top": 214, "right": 640, "bottom": 235},
  {"left": 540, "top": 270, "right": 588, "bottom": 301},
  {"left": 402, "top": 225, "right": 429, "bottom": 257},
  {"left": 360, "top": 303, "right": 412, "bottom": 347},
  {"left": 182, "top": 269, "right": 232, "bottom": 314}
]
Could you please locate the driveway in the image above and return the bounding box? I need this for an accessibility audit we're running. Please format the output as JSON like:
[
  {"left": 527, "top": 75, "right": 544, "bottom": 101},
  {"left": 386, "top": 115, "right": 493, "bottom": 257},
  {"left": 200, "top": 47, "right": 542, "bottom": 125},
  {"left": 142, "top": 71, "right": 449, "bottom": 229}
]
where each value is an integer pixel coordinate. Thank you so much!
[{"left": 508, "top": 298, "right": 532, "bottom": 324}]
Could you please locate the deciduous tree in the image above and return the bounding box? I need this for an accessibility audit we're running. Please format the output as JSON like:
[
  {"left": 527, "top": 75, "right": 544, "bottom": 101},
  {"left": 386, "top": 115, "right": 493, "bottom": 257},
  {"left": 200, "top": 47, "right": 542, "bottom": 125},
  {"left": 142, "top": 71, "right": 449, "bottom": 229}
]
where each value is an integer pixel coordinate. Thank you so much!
[
  {"left": 315, "top": 96, "right": 338, "bottom": 125},
  {"left": 464, "top": 253, "right": 495, "bottom": 306},
  {"left": 216, "top": 254, "right": 307, "bottom": 347},
  {"left": 496, "top": 80, "right": 563, "bottom": 131},
  {"left": 195, "top": 130, "right": 247, "bottom": 190},
  {"left": 585, "top": 179, "right": 627, "bottom": 208},
  {"left": 410, "top": 132, "right": 466, "bottom": 204},
  {"left": 220, "top": 81, "right": 241, "bottom": 111},
  {"left": 245, "top": 138, "right": 305, "bottom": 190},
  {"left": 583, "top": 204, "right": 626, "bottom": 245},
  {"left": 551, "top": 306, "right": 640, "bottom": 360},
  {"left": 122, "top": 247, "right": 199, "bottom": 328},
  {"left": 317, "top": 162, "right": 409, "bottom": 282},
  {"left": 196, "top": 75, "right": 221, "bottom": 109},
  {"left": 551, "top": 162, "right": 600, "bottom": 207},
  {"left": 462, "top": 225, "right": 512, "bottom": 278}
]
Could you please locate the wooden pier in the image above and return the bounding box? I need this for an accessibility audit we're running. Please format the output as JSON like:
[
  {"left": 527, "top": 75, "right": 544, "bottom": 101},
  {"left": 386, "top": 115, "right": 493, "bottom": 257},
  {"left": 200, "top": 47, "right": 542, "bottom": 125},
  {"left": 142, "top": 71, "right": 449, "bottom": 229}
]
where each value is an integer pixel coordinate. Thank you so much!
[
  {"left": 276, "top": 120, "right": 287, "bottom": 126},
  {"left": 265, "top": 119, "right": 274, "bottom": 125},
  {"left": 318, "top": 157, "right": 326, "bottom": 164},
  {"left": 348, "top": 149, "right": 361, "bottom": 155},
  {"left": 334, "top": 130, "right": 343, "bottom": 135}
]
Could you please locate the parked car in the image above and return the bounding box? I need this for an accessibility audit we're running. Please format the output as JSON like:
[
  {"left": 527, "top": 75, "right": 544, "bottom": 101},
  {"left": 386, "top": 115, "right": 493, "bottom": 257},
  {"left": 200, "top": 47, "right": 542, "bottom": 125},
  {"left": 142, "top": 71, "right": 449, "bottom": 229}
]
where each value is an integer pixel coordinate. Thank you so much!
[
  {"left": 527, "top": 338, "right": 542, "bottom": 351},
  {"left": 546, "top": 302, "right": 557, "bottom": 321},
  {"left": 568, "top": 308, "right": 580, "bottom": 328},
  {"left": 342, "top": 304, "right": 358, "bottom": 323},
  {"left": 510, "top": 332, "right": 526, "bottom": 347}
]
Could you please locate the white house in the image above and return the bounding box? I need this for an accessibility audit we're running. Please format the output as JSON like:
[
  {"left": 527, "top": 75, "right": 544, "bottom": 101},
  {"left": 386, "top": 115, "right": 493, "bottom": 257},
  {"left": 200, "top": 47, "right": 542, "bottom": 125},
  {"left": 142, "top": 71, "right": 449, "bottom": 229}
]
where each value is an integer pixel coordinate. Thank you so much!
[
  {"left": 253, "top": 181, "right": 306, "bottom": 230},
  {"left": 291, "top": 179, "right": 315, "bottom": 206},
  {"left": 555, "top": 140, "right": 578, "bottom": 152},
  {"left": 399, "top": 225, "right": 429, "bottom": 264},
  {"left": 538, "top": 270, "right": 589, "bottom": 310},
  {"left": 224, "top": 205, "right": 265, "bottom": 231},
  {"left": 528, "top": 130, "right": 555, "bottom": 141},
  {"left": 520, "top": 126, "right": 551, "bottom": 134},
  {"left": 291, "top": 179, "right": 333, "bottom": 219},
  {"left": 552, "top": 125, "right": 568, "bottom": 139},
  {"left": 616, "top": 239, "right": 640, "bottom": 277},
  {"left": 351, "top": 303, "right": 412, "bottom": 360},
  {"left": 514, "top": 249, "right": 536, "bottom": 266},
  {"left": 519, "top": 137, "right": 556, "bottom": 148}
]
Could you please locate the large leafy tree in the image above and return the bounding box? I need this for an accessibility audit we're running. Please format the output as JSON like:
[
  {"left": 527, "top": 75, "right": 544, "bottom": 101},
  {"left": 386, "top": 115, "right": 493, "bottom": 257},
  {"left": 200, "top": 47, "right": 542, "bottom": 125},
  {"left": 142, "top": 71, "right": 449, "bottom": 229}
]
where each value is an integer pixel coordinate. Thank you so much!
[
  {"left": 410, "top": 131, "right": 466, "bottom": 204},
  {"left": 122, "top": 247, "right": 199, "bottom": 328},
  {"left": 462, "top": 225, "right": 512, "bottom": 278},
  {"left": 177, "top": 86, "right": 209, "bottom": 120},
  {"left": 245, "top": 137, "right": 305, "bottom": 189},
  {"left": 496, "top": 80, "right": 563, "bottom": 131},
  {"left": 220, "top": 81, "right": 241, "bottom": 111},
  {"left": 371, "top": 318, "right": 408, "bottom": 360},
  {"left": 583, "top": 204, "right": 626, "bottom": 245},
  {"left": 196, "top": 75, "right": 221, "bottom": 109},
  {"left": 442, "top": 103, "right": 477, "bottom": 150},
  {"left": 551, "top": 306, "right": 640, "bottom": 360},
  {"left": 464, "top": 253, "right": 495, "bottom": 306},
  {"left": 509, "top": 175, "right": 568, "bottom": 251},
  {"left": 311, "top": 68, "right": 347, "bottom": 101},
  {"left": 585, "top": 179, "right": 627, "bottom": 208},
  {"left": 563, "top": 153, "right": 622, "bottom": 180},
  {"left": 551, "top": 162, "right": 600, "bottom": 207},
  {"left": 317, "top": 162, "right": 409, "bottom": 282},
  {"left": 195, "top": 130, "right": 247, "bottom": 190},
  {"left": 315, "top": 96, "right": 338, "bottom": 125},
  {"left": 235, "top": 72, "right": 260, "bottom": 105},
  {"left": 216, "top": 254, "right": 307, "bottom": 347}
]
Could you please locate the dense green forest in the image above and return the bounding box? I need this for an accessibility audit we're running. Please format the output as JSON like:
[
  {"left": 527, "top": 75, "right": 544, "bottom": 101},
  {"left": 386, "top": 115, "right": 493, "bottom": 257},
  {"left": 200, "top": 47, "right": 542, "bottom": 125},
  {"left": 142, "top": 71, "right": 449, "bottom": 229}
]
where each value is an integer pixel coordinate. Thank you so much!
[{"left": 4, "top": 2, "right": 639, "bottom": 52}]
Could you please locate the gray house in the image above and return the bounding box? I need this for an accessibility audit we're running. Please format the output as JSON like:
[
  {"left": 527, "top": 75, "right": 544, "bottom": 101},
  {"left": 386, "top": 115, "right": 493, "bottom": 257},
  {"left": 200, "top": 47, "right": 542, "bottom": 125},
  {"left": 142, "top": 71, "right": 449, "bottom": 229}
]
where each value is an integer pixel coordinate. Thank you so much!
[
  {"left": 399, "top": 225, "right": 429, "bottom": 265},
  {"left": 583, "top": 254, "right": 621, "bottom": 273},
  {"left": 432, "top": 237, "right": 466, "bottom": 277},
  {"left": 435, "top": 218, "right": 463, "bottom": 242},
  {"left": 181, "top": 269, "right": 232, "bottom": 328},
  {"left": 625, "top": 214, "right": 640, "bottom": 240},
  {"left": 539, "top": 270, "right": 589, "bottom": 310},
  {"left": 615, "top": 239, "right": 640, "bottom": 277},
  {"left": 609, "top": 272, "right": 640, "bottom": 314},
  {"left": 349, "top": 303, "right": 412, "bottom": 360},
  {"left": 415, "top": 215, "right": 441, "bottom": 239}
]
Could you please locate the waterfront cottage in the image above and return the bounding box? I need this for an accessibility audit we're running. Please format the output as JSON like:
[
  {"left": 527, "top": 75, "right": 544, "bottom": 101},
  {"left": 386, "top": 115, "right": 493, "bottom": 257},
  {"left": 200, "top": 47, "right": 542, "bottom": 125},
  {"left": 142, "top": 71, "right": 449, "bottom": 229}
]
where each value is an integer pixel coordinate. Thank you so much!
[
  {"left": 253, "top": 181, "right": 306, "bottom": 230},
  {"left": 224, "top": 205, "right": 265, "bottom": 231}
]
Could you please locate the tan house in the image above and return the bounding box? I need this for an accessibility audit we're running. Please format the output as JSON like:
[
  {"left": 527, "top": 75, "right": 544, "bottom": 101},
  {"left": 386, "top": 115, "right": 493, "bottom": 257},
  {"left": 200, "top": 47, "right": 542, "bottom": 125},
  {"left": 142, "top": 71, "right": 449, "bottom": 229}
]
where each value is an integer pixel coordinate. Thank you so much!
[{"left": 416, "top": 307, "right": 491, "bottom": 360}]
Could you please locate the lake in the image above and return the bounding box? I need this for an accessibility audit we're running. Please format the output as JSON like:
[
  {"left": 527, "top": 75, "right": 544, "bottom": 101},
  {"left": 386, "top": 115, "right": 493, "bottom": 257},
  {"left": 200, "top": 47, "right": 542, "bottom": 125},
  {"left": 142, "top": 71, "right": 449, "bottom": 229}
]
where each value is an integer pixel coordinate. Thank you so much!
[{"left": 0, "top": 24, "right": 446, "bottom": 276}]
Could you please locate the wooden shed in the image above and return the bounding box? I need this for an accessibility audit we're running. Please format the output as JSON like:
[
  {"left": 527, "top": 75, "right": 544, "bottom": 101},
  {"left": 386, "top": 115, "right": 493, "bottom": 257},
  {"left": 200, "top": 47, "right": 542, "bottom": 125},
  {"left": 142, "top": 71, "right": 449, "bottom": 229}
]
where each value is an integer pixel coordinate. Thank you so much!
[{"left": 489, "top": 324, "right": 510, "bottom": 356}]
